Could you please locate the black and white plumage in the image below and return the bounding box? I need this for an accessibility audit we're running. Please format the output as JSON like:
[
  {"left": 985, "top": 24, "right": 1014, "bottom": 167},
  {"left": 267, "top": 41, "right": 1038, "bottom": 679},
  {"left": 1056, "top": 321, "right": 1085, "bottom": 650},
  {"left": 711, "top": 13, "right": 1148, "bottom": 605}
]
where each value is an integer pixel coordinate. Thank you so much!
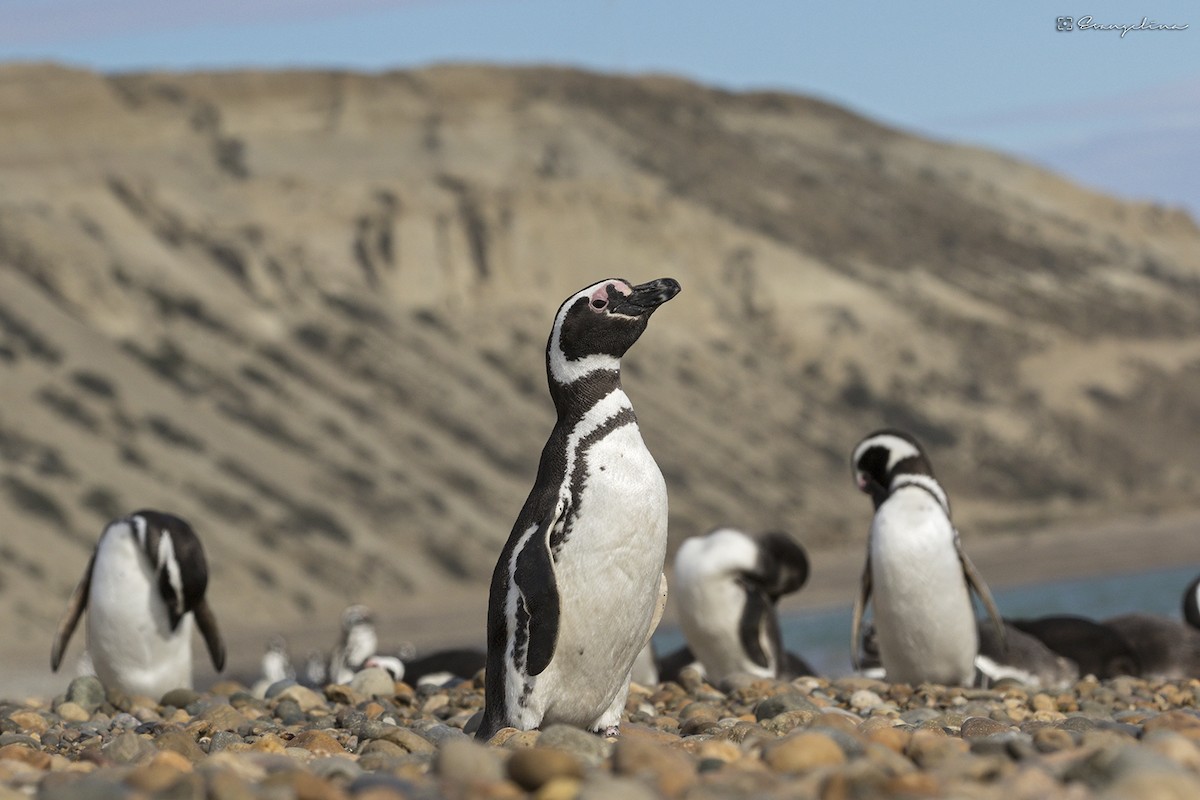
[
  {"left": 1184, "top": 574, "right": 1200, "bottom": 630},
  {"left": 850, "top": 429, "right": 1005, "bottom": 686},
  {"left": 976, "top": 620, "right": 1079, "bottom": 689},
  {"left": 261, "top": 635, "right": 295, "bottom": 685},
  {"left": 329, "top": 604, "right": 378, "bottom": 685},
  {"left": 366, "top": 647, "right": 487, "bottom": 687},
  {"left": 51, "top": 510, "right": 225, "bottom": 698},
  {"left": 476, "top": 277, "right": 680, "bottom": 741},
  {"left": 1008, "top": 615, "right": 1139, "bottom": 679},
  {"left": 672, "top": 528, "right": 814, "bottom": 683}
]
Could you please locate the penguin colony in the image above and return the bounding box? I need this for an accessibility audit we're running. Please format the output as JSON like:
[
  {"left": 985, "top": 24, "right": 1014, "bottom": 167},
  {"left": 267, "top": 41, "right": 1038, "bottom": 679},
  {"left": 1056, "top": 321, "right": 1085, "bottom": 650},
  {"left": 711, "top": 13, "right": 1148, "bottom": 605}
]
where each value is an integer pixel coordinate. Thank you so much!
[{"left": 45, "top": 276, "right": 1200, "bottom": 738}]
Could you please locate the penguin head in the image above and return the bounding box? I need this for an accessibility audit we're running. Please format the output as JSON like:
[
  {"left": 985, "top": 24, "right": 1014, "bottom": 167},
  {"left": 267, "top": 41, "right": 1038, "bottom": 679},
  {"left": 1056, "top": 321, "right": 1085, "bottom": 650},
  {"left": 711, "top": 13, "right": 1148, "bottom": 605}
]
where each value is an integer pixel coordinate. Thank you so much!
[
  {"left": 340, "top": 604, "right": 374, "bottom": 632},
  {"left": 547, "top": 277, "right": 681, "bottom": 387},
  {"left": 754, "top": 531, "right": 810, "bottom": 602},
  {"left": 851, "top": 429, "right": 934, "bottom": 508},
  {"left": 675, "top": 528, "right": 808, "bottom": 603},
  {"left": 363, "top": 654, "right": 405, "bottom": 682}
]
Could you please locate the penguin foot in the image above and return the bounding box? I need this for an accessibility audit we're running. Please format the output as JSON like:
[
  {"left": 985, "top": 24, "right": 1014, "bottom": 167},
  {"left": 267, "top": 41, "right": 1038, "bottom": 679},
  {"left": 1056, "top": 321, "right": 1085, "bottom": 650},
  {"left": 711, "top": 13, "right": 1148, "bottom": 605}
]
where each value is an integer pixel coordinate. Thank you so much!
[{"left": 598, "top": 725, "right": 620, "bottom": 738}]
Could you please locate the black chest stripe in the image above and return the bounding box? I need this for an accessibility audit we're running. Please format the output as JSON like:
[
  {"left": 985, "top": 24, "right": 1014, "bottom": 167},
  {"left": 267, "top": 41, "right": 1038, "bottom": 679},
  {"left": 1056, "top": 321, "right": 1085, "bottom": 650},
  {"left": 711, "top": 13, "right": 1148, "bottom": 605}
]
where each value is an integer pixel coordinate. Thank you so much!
[{"left": 551, "top": 406, "right": 637, "bottom": 554}]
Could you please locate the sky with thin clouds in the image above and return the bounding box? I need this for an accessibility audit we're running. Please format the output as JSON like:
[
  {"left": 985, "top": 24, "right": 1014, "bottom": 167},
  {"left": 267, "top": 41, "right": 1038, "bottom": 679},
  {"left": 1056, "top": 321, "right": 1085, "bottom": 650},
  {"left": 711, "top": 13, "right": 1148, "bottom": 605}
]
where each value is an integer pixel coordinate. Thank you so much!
[{"left": 1, "top": 0, "right": 1196, "bottom": 215}]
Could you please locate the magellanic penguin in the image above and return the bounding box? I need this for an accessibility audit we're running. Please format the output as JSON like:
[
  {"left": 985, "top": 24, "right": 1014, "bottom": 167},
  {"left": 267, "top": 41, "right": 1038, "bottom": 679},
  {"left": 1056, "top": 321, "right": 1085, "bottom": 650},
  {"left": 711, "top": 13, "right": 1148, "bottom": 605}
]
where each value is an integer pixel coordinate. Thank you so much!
[
  {"left": 672, "top": 528, "right": 814, "bottom": 684},
  {"left": 476, "top": 277, "right": 680, "bottom": 741},
  {"left": 51, "top": 510, "right": 225, "bottom": 698},
  {"left": 329, "top": 604, "right": 378, "bottom": 685},
  {"left": 1008, "top": 615, "right": 1139, "bottom": 679},
  {"left": 850, "top": 429, "right": 1005, "bottom": 686}
]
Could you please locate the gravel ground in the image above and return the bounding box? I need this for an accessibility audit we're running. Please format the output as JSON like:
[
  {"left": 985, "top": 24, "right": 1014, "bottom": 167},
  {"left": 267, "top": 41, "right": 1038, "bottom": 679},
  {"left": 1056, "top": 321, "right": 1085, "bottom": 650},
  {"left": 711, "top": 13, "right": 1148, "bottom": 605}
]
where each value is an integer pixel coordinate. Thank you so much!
[{"left": 3, "top": 668, "right": 1200, "bottom": 799}]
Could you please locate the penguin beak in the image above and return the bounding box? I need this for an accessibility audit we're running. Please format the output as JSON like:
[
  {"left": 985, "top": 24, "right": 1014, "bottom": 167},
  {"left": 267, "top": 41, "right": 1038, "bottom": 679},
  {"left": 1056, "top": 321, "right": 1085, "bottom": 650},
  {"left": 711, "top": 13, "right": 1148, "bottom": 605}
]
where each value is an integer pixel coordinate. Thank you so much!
[{"left": 609, "top": 278, "right": 681, "bottom": 317}]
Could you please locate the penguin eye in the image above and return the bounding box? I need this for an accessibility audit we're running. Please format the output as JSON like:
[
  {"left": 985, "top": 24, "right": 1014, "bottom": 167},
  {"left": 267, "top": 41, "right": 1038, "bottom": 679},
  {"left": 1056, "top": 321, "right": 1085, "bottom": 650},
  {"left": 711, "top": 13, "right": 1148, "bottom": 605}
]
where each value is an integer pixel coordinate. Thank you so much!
[{"left": 591, "top": 298, "right": 607, "bottom": 310}]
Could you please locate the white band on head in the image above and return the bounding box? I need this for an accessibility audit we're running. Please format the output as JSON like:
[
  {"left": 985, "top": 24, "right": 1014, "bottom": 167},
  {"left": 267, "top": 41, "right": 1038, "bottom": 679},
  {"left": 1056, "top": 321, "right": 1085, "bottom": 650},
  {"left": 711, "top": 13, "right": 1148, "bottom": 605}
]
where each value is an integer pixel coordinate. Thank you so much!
[
  {"left": 547, "top": 279, "right": 629, "bottom": 385},
  {"left": 853, "top": 433, "right": 922, "bottom": 475}
]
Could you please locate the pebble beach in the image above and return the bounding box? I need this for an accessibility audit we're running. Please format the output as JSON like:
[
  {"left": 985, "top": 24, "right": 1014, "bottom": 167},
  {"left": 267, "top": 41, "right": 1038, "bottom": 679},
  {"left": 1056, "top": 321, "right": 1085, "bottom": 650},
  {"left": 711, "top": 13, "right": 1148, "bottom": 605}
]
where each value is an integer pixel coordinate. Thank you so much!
[{"left": 4, "top": 667, "right": 1200, "bottom": 800}]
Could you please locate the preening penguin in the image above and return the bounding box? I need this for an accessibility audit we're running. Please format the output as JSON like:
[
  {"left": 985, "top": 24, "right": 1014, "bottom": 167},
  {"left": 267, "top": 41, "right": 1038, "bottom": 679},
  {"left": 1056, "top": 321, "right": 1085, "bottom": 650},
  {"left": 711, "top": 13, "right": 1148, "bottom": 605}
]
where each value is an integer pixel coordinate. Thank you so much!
[
  {"left": 476, "top": 277, "right": 680, "bottom": 741},
  {"left": 51, "top": 510, "right": 225, "bottom": 698},
  {"left": 849, "top": 429, "right": 1004, "bottom": 686},
  {"left": 672, "top": 528, "right": 814, "bottom": 683}
]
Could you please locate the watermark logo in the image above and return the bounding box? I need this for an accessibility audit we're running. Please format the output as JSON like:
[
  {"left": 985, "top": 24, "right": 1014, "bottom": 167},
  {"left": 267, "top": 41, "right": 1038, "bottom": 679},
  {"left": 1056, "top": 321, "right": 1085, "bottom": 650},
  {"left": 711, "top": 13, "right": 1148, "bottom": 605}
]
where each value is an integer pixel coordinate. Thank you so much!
[{"left": 1056, "top": 15, "right": 1189, "bottom": 37}]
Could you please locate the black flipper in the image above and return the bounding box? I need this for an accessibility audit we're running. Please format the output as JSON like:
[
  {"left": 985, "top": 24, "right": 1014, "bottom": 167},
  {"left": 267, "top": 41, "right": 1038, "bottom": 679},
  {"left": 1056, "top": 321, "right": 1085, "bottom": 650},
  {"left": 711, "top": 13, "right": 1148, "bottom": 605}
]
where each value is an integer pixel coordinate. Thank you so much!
[
  {"left": 956, "top": 533, "right": 1006, "bottom": 657},
  {"left": 194, "top": 597, "right": 226, "bottom": 672},
  {"left": 737, "top": 581, "right": 774, "bottom": 671},
  {"left": 514, "top": 508, "right": 563, "bottom": 676},
  {"left": 51, "top": 551, "right": 95, "bottom": 671},
  {"left": 850, "top": 554, "right": 872, "bottom": 672}
]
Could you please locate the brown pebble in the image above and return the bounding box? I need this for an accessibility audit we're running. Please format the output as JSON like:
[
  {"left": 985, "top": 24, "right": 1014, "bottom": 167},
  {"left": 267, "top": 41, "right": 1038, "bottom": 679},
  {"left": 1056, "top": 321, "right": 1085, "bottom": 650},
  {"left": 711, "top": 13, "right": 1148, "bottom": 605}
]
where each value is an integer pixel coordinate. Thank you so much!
[
  {"left": 763, "top": 732, "right": 846, "bottom": 774},
  {"left": 292, "top": 730, "right": 346, "bottom": 756},
  {"left": 817, "top": 711, "right": 861, "bottom": 735},
  {"left": 250, "top": 733, "right": 288, "bottom": 753},
  {"left": 155, "top": 730, "right": 207, "bottom": 763},
  {"left": 612, "top": 735, "right": 695, "bottom": 797},
  {"left": 1144, "top": 711, "right": 1200, "bottom": 735},
  {"left": 864, "top": 727, "right": 911, "bottom": 754},
  {"left": 1032, "top": 728, "right": 1075, "bottom": 753},
  {"left": 193, "top": 704, "right": 249, "bottom": 734},
  {"left": 535, "top": 777, "right": 582, "bottom": 800},
  {"left": 374, "top": 726, "right": 435, "bottom": 754},
  {"left": 960, "top": 716, "right": 1010, "bottom": 738},
  {"left": 906, "top": 730, "right": 969, "bottom": 768},
  {"left": 508, "top": 747, "right": 584, "bottom": 791},
  {"left": 0, "top": 743, "right": 51, "bottom": 770},
  {"left": 125, "top": 752, "right": 192, "bottom": 792},
  {"left": 56, "top": 702, "right": 90, "bottom": 723},
  {"left": 501, "top": 730, "right": 541, "bottom": 749},
  {"left": 7, "top": 711, "right": 48, "bottom": 735},
  {"left": 885, "top": 772, "right": 941, "bottom": 796}
]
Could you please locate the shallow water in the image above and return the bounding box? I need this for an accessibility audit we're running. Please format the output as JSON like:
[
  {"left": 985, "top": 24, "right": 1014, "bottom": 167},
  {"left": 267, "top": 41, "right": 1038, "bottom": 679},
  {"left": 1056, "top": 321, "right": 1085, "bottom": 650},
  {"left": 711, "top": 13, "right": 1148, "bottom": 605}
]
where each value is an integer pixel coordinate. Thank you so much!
[{"left": 653, "top": 563, "right": 1200, "bottom": 678}]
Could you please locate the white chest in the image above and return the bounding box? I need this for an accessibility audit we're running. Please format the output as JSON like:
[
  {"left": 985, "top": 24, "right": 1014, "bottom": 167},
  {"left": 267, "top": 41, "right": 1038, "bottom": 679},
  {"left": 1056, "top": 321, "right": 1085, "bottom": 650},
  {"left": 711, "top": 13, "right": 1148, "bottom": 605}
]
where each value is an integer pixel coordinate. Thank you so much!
[
  {"left": 86, "top": 528, "right": 194, "bottom": 697},
  {"left": 870, "top": 489, "right": 976, "bottom": 685}
]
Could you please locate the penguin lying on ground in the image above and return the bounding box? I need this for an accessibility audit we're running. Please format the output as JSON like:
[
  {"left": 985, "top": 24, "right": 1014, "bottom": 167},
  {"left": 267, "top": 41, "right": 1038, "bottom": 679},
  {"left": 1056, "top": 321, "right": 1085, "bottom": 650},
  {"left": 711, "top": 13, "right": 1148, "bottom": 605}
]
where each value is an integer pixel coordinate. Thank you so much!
[
  {"left": 1102, "top": 576, "right": 1200, "bottom": 680},
  {"left": 365, "top": 647, "right": 487, "bottom": 687},
  {"left": 1008, "top": 615, "right": 1140, "bottom": 679},
  {"left": 476, "top": 277, "right": 680, "bottom": 741},
  {"left": 850, "top": 429, "right": 1005, "bottom": 686},
  {"left": 976, "top": 619, "right": 1079, "bottom": 689},
  {"left": 666, "top": 528, "right": 814, "bottom": 684},
  {"left": 51, "top": 510, "right": 225, "bottom": 698}
]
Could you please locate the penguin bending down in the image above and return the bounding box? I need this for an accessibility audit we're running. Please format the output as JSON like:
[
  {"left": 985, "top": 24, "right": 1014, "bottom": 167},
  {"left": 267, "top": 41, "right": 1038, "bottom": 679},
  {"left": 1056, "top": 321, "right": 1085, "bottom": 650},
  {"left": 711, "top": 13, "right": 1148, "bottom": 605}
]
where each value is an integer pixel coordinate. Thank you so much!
[
  {"left": 476, "top": 277, "right": 680, "bottom": 741},
  {"left": 850, "top": 430, "right": 1005, "bottom": 686},
  {"left": 672, "top": 528, "right": 814, "bottom": 683},
  {"left": 1103, "top": 613, "right": 1200, "bottom": 680},
  {"left": 51, "top": 510, "right": 225, "bottom": 698},
  {"left": 1184, "top": 574, "right": 1200, "bottom": 630}
]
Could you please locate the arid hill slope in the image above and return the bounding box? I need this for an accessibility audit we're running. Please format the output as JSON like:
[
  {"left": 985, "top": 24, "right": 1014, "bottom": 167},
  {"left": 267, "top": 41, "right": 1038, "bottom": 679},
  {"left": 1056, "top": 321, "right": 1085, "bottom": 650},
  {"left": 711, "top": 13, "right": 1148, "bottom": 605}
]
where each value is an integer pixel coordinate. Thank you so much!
[{"left": 2, "top": 63, "right": 1199, "bottom": 642}]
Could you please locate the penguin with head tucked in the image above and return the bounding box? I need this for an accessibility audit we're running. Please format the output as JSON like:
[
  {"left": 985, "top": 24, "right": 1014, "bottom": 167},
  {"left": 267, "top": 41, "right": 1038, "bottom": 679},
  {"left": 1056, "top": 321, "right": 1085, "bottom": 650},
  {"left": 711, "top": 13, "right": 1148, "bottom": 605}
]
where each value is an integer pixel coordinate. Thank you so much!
[
  {"left": 849, "top": 429, "right": 1005, "bottom": 686},
  {"left": 51, "top": 510, "right": 225, "bottom": 698},
  {"left": 671, "top": 528, "right": 814, "bottom": 683},
  {"left": 476, "top": 277, "right": 680, "bottom": 740}
]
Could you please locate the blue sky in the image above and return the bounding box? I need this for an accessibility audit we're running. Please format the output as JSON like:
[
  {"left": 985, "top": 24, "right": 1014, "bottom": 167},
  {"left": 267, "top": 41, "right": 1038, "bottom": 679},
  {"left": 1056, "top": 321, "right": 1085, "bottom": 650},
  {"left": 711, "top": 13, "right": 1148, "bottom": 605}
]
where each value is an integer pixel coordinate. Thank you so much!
[{"left": 2, "top": 0, "right": 1197, "bottom": 215}]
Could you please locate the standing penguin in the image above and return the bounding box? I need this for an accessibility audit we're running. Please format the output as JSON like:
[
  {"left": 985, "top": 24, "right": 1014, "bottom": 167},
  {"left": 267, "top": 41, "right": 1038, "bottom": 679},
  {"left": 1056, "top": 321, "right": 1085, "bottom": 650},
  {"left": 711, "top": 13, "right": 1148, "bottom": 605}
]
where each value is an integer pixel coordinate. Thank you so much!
[
  {"left": 672, "top": 528, "right": 814, "bottom": 683},
  {"left": 329, "top": 604, "right": 378, "bottom": 685},
  {"left": 476, "top": 277, "right": 680, "bottom": 740},
  {"left": 849, "top": 429, "right": 1004, "bottom": 686},
  {"left": 51, "top": 510, "right": 225, "bottom": 698}
]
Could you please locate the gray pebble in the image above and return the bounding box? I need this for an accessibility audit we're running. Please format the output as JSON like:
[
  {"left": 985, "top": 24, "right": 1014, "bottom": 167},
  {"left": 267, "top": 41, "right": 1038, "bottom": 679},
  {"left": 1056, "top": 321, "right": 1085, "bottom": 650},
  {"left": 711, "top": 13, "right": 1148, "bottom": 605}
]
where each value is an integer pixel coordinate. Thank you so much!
[
  {"left": 350, "top": 667, "right": 395, "bottom": 698},
  {"left": 104, "top": 730, "right": 156, "bottom": 764},
  {"left": 309, "top": 756, "right": 365, "bottom": 782},
  {"left": 537, "top": 724, "right": 611, "bottom": 765},
  {"left": 754, "top": 692, "right": 819, "bottom": 722},
  {"left": 160, "top": 687, "right": 200, "bottom": 709},
  {"left": 207, "top": 730, "right": 244, "bottom": 754},
  {"left": 66, "top": 676, "right": 107, "bottom": 713}
]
